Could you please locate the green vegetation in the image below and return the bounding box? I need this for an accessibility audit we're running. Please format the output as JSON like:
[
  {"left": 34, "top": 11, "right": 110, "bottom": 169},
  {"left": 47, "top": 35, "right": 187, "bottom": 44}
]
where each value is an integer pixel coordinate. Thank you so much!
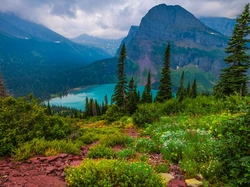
[{"left": 65, "top": 159, "right": 164, "bottom": 187}]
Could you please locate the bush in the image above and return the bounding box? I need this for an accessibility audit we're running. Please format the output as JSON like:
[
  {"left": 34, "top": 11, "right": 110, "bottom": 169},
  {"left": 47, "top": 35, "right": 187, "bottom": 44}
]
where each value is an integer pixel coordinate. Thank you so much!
[
  {"left": 65, "top": 159, "right": 164, "bottom": 187},
  {"left": 0, "top": 96, "right": 77, "bottom": 156},
  {"left": 116, "top": 148, "right": 136, "bottom": 160},
  {"left": 134, "top": 138, "right": 159, "bottom": 154},
  {"left": 133, "top": 103, "right": 161, "bottom": 127},
  {"left": 99, "top": 132, "right": 133, "bottom": 147},
  {"left": 217, "top": 112, "right": 250, "bottom": 186},
  {"left": 103, "top": 105, "right": 124, "bottom": 123},
  {"left": 86, "top": 144, "right": 115, "bottom": 159},
  {"left": 13, "top": 138, "right": 80, "bottom": 160}
]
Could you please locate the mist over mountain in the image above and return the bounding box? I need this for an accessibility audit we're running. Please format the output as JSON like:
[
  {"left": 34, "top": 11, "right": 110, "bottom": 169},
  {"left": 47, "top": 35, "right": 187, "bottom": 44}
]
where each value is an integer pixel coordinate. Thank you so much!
[
  {"left": 199, "top": 17, "right": 236, "bottom": 36},
  {"left": 71, "top": 34, "right": 123, "bottom": 56},
  {"left": 0, "top": 12, "right": 111, "bottom": 98}
]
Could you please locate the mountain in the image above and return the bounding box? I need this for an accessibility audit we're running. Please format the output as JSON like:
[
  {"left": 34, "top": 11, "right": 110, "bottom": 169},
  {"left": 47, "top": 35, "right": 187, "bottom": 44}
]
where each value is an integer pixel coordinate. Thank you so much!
[
  {"left": 71, "top": 34, "right": 123, "bottom": 56},
  {"left": 199, "top": 17, "right": 236, "bottom": 36},
  {"left": 62, "top": 4, "right": 228, "bottom": 93},
  {"left": 0, "top": 12, "right": 111, "bottom": 99}
]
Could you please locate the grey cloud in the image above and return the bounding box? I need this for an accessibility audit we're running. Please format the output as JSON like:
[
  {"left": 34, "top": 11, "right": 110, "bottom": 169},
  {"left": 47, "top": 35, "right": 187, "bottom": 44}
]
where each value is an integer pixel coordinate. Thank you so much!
[{"left": 0, "top": 0, "right": 249, "bottom": 39}]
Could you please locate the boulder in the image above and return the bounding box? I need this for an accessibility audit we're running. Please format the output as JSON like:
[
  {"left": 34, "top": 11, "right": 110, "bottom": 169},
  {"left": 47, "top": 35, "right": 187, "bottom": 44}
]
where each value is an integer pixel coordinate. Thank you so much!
[{"left": 185, "top": 178, "right": 203, "bottom": 187}]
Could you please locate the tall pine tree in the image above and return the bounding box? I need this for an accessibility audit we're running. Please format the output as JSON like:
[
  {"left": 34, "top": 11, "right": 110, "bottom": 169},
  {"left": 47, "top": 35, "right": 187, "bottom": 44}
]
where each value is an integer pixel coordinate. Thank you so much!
[
  {"left": 177, "top": 71, "right": 185, "bottom": 101},
  {"left": 0, "top": 74, "right": 9, "bottom": 98},
  {"left": 127, "top": 77, "right": 138, "bottom": 114},
  {"left": 213, "top": 4, "right": 250, "bottom": 97},
  {"left": 141, "top": 70, "right": 152, "bottom": 103},
  {"left": 155, "top": 43, "right": 172, "bottom": 102},
  {"left": 112, "top": 44, "right": 127, "bottom": 108},
  {"left": 191, "top": 78, "right": 197, "bottom": 98}
]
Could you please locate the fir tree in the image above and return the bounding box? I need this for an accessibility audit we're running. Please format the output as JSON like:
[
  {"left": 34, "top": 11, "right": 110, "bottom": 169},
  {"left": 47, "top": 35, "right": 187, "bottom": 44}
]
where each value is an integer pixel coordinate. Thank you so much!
[
  {"left": 155, "top": 43, "right": 172, "bottom": 102},
  {"left": 191, "top": 78, "right": 197, "bottom": 98},
  {"left": 112, "top": 44, "right": 127, "bottom": 108},
  {"left": 186, "top": 82, "right": 191, "bottom": 97},
  {"left": 141, "top": 70, "right": 152, "bottom": 103},
  {"left": 177, "top": 71, "right": 185, "bottom": 101},
  {"left": 127, "top": 77, "right": 138, "bottom": 114},
  {"left": 213, "top": 4, "right": 250, "bottom": 97},
  {"left": 0, "top": 74, "right": 9, "bottom": 98},
  {"left": 47, "top": 101, "right": 52, "bottom": 116}
]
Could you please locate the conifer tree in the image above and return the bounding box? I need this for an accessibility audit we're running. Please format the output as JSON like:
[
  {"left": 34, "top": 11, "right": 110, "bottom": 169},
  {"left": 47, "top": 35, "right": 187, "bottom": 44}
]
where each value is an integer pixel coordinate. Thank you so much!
[
  {"left": 213, "top": 4, "right": 250, "bottom": 97},
  {"left": 141, "top": 70, "right": 152, "bottom": 103},
  {"left": 112, "top": 44, "right": 127, "bottom": 108},
  {"left": 47, "top": 101, "right": 52, "bottom": 116},
  {"left": 177, "top": 71, "right": 185, "bottom": 101},
  {"left": 0, "top": 74, "right": 9, "bottom": 98},
  {"left": 191, "top": 78, "right": 197, "bottom": 98},
  {"left": 186, "top": 82, "right": 191, "bottom": 97},
  {"left": 127, "top": 77, "right": 138, "bottom": 114},
  {"left": 155, "top": 43, "right": 172, "bottom": 102}
]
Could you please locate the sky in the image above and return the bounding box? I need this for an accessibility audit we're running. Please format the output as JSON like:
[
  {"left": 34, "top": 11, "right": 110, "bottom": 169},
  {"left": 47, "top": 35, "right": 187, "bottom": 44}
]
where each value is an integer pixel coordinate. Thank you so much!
[{"left": 0, "top": 0, "right": 248, "bottom": 39}]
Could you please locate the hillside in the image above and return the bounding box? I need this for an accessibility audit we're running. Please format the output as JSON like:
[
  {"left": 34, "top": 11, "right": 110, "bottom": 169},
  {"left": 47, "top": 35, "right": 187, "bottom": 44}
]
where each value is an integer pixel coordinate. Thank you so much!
[
  {"left": 0, "top": 12, "right": 111, "bottom": 99},
  {"left": 71, "top": 34, "right": 123, "bottom": 56}
]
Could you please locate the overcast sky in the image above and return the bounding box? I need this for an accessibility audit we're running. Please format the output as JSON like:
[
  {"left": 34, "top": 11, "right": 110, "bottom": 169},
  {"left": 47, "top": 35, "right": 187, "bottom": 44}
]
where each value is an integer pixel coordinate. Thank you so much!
[{"left": 0, "top": 0, "right": 248, "bottom": 39}]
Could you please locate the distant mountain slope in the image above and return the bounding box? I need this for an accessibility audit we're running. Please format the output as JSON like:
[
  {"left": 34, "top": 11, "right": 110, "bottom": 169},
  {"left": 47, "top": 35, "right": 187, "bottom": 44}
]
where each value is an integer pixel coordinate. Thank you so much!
[
  {"left": 57, "top": 4, "right": 228, "bottom": 93},
  {"left": 199, "top": 17, "right": 236, "bottom": 36},
  {"left": 71, "top": 34, "right": 123, "bottom": 56},
  {"left": 0, "top": 12, "right": 111, "bottom": 99}
]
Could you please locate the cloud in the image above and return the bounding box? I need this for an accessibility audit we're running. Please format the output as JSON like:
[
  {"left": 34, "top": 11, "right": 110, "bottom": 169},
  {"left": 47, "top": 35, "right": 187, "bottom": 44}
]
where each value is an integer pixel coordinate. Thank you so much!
[{"left": 0, "top": 0, "right": 248, "bottom": 39}]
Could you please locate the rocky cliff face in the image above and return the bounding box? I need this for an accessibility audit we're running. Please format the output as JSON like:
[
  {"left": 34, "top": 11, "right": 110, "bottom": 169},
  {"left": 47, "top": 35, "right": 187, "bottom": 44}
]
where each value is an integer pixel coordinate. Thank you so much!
[
  {"left": 118, "top": 4, "right": 228, "bottom": 81},
  {"left": 199, "top": 17, "right": 236, "bottom": 36}
]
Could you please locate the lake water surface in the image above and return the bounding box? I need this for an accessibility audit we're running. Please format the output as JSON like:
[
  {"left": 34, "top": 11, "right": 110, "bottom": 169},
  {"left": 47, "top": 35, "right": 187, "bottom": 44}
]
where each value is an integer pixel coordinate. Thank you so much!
[{"left": 49, "top": 84, "right": 158, "bottom": 110}]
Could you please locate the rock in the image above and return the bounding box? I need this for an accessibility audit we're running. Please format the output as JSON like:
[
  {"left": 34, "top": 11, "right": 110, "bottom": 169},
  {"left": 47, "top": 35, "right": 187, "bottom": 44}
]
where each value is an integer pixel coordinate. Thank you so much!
[
  {"left": 37, "top": 157, "right": 47, "bottom": 162},
  {"left": 161, "top": 173, "right": 174, "bottom": 184},
  {"left": 60, "top": 153, "right": 68, "bottom": 159},
  {"left": 70, "top": 161, "right": 82, "bottom": 167},
  {"left": 46, "top": 156, "right": 60, "bottom": 163},
  {"left": 195, "top": 174, "right": 204, "bottom": 181},
  {"left": 185, "top": 178, "right": 203, "bottom": 187},
  {"left": 168, "top": 179, "right": 186, "bottom": 187},
  {"left": 46, "top": 166, "right": 57, "bottom": 174}
]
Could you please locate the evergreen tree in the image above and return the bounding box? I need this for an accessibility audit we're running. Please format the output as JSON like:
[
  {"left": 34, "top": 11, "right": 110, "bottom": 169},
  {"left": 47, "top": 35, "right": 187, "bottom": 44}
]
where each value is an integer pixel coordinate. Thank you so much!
[
  {"left": 155, "top": 43, "right": 172, "bottom": 102},
  {"left": 85, "top": 97, "right": 91, "bottom": 117},
  {"left": 186, "top": 82, "right": 191, "bottom": 97},
  {"left": 47, "top": 101, "right": 52, "bottom": 116},
  {"left": 0, "top": 74, "right": 9, "bottom": 98},
  {"left": 191, "top": 78, "right": 197, "bottom": 98},
  {"left": 213, "top": 4, "right": 250, "bottom": 97},
  {"left": 127, "top": 77, "right": 138, "bottom": 114},
  {"left": 112, "top": 44, "right": 127, "bottom": 108},
  {"left": 177, "top": 71, "right": 185, "bottom": 101},
  {"left": 141, "top": 70, "right": 152, "bottom": 103}
]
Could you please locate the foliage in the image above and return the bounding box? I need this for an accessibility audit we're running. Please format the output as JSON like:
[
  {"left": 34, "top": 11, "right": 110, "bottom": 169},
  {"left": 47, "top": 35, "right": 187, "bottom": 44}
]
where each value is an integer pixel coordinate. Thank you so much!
[
  {"left": 65, "top": 159, "right": 164, "bottom": 187},
  {"left": 155, "top": 43, "right": 172, "bottom": 102},
  {"left": 103, "top": 104, "right": 124, "bottom": 123},
  {"left": 0, "top": 96, "right": 76, "bottom": 156},
  {"left": 217, "top": 111, "right": 250, "bottom": 186},
  {"left": 126, "top": 77, "right": 138, "bottom": 114},
  {"left": 99, "top": 132, "right": 133, "bottom": 147},
  {"left": 86, "top": 144, "right": 115, "bottom": 159},
  {"left": 214, "top": 4, "right": 250, "bottom": 97},
  {"left": 116, "top": 148, "right": 136, "bottom": 160},
  {"left": 133, "top": 138, "right": 159, "bottom": 154},
  {"left": 13, "top": 138, "right": 80, "bottom": 161}
]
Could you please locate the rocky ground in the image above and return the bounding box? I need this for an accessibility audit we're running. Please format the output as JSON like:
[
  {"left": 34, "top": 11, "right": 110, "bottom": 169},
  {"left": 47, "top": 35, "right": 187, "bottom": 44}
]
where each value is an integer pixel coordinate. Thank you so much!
[{"left": 0, "top": 128, "right": 201, "bottom": 187}]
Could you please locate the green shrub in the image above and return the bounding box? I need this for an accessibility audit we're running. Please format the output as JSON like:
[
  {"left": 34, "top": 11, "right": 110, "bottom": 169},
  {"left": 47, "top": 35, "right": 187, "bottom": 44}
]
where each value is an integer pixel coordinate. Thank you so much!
[
  {"left": 99, "top": 132, "right": 133, "bottom": 147},
  {"left": 153, "top": 163, "right": 169, "bottom": 173},
  {"left": 133, "top": 103, "right": 161, "bottom": 127},
  {"left": 78, "top": 132, "right": 98, "bottom": 144},
  {"left": 116, "top": 148, "right": 136, "bottom": 160},
  {"left": 65, "top": 159, "right": 164, "bottom": 187},
  {"left": 0, "top": 96, "right": 77, "bottom": 156},
  {"left": 86, "top": 144, "right": 115, "bottom": 159},
  {"left": 13, "top": 138, "right": 80, "bottom": 160},
  {"left": 134, "top": 138, "right": 159, "bottom": 154},
  {"left": 217, "top": 112, "right": 250, "bottom": 186},
  {"left": 103, "top": 105, "right": 124, "bottom": 123}
]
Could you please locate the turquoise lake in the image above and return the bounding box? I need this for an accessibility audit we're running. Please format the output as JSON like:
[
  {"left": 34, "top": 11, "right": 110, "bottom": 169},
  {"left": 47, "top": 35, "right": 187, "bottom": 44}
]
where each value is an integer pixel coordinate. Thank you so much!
[{"left": 49, "top": 84, "right": 158, "bottom": 111}]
